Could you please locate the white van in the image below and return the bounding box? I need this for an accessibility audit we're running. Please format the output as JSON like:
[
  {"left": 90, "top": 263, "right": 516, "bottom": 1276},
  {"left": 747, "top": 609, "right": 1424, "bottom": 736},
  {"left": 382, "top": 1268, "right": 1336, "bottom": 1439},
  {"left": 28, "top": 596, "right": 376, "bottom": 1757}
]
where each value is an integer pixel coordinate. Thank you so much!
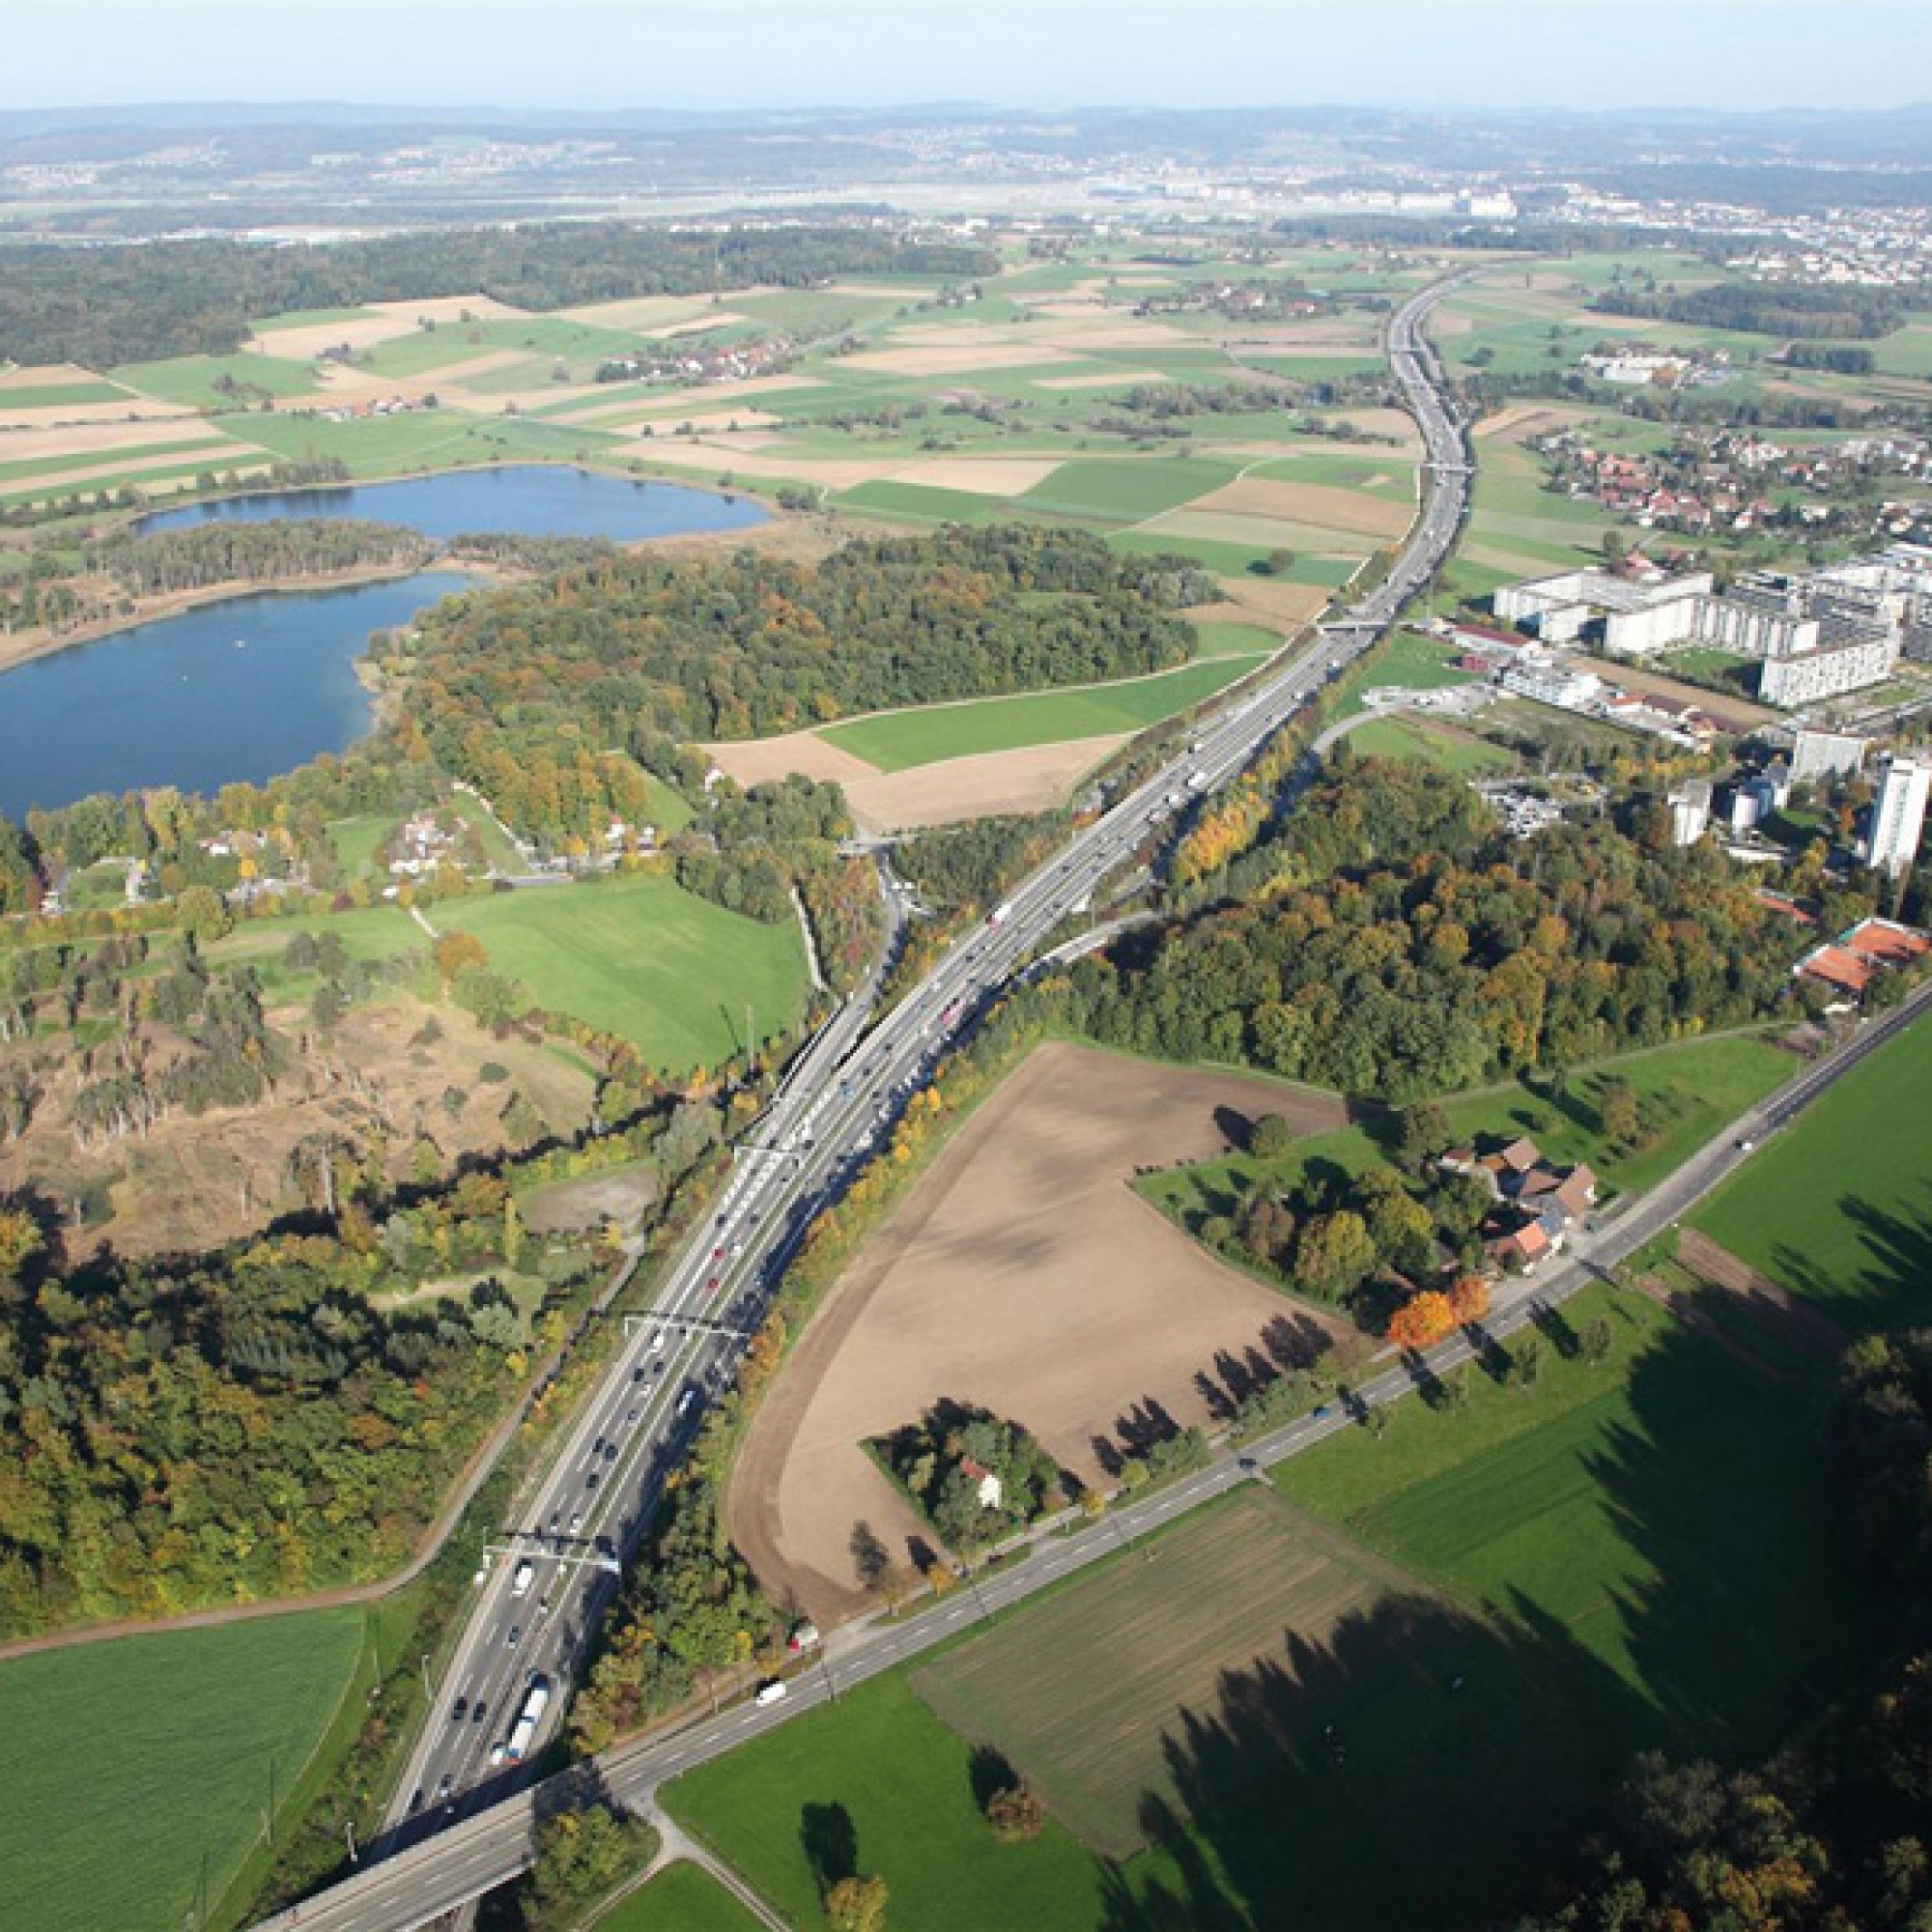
[
  {"left": 753, "top": 1679, "right": 789, "bottom": 1708},
  {"left": 510, "top": 1559, "right": 536, "bottom": 1599}
]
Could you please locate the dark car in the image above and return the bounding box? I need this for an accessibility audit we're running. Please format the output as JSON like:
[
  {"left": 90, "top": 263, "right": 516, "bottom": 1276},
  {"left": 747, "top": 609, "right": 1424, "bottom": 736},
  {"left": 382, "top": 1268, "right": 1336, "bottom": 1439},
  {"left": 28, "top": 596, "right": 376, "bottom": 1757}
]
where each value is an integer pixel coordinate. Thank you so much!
[
  {"left": 472, "top": 1701, "right": 489, "bottom": 1724},
  {"left": 450, "top": 1696, "right": 469, "bottom": 1721}
]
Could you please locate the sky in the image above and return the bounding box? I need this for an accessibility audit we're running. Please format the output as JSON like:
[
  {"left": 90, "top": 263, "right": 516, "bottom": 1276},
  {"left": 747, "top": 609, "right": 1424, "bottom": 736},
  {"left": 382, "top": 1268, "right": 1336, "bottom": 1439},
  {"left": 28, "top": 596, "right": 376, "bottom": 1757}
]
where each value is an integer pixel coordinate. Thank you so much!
[{"left": 2, "top": 0, "right": 1929, "bottom": 115}]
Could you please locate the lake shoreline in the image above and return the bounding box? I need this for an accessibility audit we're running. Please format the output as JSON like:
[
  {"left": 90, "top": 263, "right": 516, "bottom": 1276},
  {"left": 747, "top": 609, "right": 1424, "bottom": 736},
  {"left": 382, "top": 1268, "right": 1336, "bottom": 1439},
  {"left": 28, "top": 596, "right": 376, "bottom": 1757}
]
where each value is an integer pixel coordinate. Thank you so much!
[
  {"left": 0, "top": 557, "right": 478, "bottom": 678},
  {"left": 0, "top": 461, "right": 787, "bottom": 680}
]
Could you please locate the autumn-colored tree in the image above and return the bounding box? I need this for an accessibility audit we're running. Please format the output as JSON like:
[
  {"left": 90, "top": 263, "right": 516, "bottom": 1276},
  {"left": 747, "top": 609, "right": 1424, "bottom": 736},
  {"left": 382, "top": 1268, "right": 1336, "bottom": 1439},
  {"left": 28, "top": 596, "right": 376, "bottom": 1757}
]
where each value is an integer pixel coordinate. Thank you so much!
[
  {"left": 1387, "top": 1289, "right": 1457, "bottom": 1351},
  {"left": 986, "top": 1783, "right": 1047, "bottom": 1842},
  {"left": 0, "top": 1207, "right": 44, "bottom": 1282},
  {"left": 1291, "top": 1209, "right": 1378, "bottom": 1299},
  {"left": 1598, "top": 1078, "right": 1643, "bottom": 1149},
  {"left": 434, "top": 929, "right": 489, "bottom": 983},
  {"left": 824, "top": 1873, "right": 890, "bottom": 1932},
  {"left": 1447, "top": 1275, "right": 1491, "bottom": 1325}
]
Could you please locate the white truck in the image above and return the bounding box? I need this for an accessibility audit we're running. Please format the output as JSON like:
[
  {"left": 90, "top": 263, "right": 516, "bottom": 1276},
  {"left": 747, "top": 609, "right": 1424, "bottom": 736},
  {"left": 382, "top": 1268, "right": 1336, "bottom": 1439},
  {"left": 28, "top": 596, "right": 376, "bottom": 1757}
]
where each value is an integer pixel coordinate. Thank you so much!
[
  {"left": 986, "top": 900, "right": 1012, "bottom": 927},
  {"left": 504, "top": 1676, "right": 551, "bottom": 1763}
]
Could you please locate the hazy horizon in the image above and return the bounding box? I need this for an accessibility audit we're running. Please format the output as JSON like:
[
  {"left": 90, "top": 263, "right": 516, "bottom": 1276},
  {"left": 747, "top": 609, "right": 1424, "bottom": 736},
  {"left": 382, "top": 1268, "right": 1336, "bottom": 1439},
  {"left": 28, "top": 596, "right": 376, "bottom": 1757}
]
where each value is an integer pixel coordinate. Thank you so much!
[{"left": 6, "top": 0, "right": 1931, "bottom": 117}]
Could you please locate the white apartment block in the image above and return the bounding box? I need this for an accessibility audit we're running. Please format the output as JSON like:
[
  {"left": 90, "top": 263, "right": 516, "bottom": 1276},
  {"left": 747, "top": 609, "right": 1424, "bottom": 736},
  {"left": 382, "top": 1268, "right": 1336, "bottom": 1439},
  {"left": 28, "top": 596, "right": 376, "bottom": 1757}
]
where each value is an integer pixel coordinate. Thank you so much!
[
  {"left": 1788, "top": 726, "right": 1868, "bottom": 783},
  {"left": 1867, "top": 753, "right": 1932, "bottom": 877},
  {"left": 1494, "top": 562, "right": 1902, "bottom": 706}
]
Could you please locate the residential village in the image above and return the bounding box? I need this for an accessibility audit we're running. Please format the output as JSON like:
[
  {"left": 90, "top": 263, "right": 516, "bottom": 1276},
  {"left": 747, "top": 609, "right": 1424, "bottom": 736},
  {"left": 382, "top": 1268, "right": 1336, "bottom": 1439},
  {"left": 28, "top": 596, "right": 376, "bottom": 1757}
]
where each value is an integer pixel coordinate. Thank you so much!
[{"left": 1535, "top": 419, "right": 1931, "bottom": 543}]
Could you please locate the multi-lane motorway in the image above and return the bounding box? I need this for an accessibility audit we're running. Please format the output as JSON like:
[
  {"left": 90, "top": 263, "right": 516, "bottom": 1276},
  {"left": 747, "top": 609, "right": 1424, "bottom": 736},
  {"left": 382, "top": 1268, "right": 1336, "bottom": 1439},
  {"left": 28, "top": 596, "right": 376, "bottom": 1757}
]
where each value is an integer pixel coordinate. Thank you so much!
[{"left": 256, "top": 270, "right": 1477, "bottom": 1929}]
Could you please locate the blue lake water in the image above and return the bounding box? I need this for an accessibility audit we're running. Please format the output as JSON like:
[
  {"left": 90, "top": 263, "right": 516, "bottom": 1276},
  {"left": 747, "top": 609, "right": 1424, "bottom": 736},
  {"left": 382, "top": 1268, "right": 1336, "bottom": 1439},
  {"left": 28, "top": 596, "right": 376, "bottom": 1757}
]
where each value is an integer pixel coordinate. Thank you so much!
[
  {"left": 0, "top": 573, "right": 474, "bottom": 820},
  {"left": 135, "top": 464, "right": 767, "bottom": 543},
  {"left": 2, "top": 468, "right": 768, "bottom": 819}
]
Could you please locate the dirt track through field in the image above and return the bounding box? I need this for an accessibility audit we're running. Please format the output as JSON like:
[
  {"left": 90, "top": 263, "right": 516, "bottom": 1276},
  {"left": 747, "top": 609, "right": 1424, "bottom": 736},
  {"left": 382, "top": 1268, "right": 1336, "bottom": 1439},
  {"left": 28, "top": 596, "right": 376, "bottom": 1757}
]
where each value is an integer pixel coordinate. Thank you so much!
[{"left": 727, "top": 1043, "right": 1350, "bottom": 1625}]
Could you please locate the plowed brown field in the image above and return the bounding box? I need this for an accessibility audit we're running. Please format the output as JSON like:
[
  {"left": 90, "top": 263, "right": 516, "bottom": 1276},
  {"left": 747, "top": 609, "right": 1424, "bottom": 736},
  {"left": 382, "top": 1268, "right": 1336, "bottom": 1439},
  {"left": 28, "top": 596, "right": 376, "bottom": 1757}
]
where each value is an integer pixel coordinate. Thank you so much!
[{"left": 727, "top": 1043, "right": 1350, "bottom": 1625}]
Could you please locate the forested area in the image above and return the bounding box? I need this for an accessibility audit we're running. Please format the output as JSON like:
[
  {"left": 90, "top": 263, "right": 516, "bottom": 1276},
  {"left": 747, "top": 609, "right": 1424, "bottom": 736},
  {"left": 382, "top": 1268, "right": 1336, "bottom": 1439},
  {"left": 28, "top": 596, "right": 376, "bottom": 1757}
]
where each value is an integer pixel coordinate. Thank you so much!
[
  {"left": 1, "top": 510, "right": 423, "bottom": 638},
  {"left": 1520, "top": 1330, "right": 1932, "bottom": 1931},
  {"left": 671, "top": 773, "right": 886, "bottom": 996},
  {"left": 97, "top": 518, "right": 433, "bottom": 597},
  {"left": 0, "top": 1180, "right": 565, "bottom": 1633},
  {"left": 893, "top": 810, "right": 1070, "bottom": 915},
  {"left": 0, "top": 222, "right": 998, "bottom": 368},
  {"left": 392, "top": 525, "right": 1205, "bottom": 840},
  {"left": 1590, "top": 280, "right": 1906, "bottom": 340},
  {"left": 0, "top": 1029, "right": 745, "bottom": 1637},
  {"left": 1065, "top": 757, "right": 1806, "bottom": 1100}
]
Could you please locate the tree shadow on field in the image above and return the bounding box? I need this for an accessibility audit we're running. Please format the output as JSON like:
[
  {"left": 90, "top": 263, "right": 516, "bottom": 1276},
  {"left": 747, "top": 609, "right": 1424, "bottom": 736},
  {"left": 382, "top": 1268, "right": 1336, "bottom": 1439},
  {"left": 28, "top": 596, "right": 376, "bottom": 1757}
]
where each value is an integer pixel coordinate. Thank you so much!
[
  {"left": 849, "top": 1520, "right": 890, "bottom": 1591},
  {"left": 1761, "top": 1183, "right": 1932, "bottom": 1334},
  {"left": 800, "top": 1800, "right": 858, "bottom": 1892},
  {"left": 1090, "top": 1314, "right": 1867, "bottom": 1931},
  {"left": 1262, "top": 1312, "right": 1332, "bottom": 1374},
  {"left": 1113, "top": 1397, "right": 1182, "bottom": 1459},
  {"left": 968, "top": 1744, "right": 1020, "bottom": 1809}
]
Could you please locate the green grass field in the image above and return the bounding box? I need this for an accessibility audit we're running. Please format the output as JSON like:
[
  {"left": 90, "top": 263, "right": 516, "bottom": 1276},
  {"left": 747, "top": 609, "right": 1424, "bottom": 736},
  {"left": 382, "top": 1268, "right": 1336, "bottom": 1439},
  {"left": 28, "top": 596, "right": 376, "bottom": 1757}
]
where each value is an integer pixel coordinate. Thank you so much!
[
  {"left": 666, "top": 1676, "right": 1107, "bottom": 1932},
  {"left": 1191, "top": 619, "right": 1281, "bottom": 658},
  {"left": 114, "top": 354, "right": 325, "bottom": 409},
  {"left": 0, "top": 380, "right": 133, "bottom": 410},
  {"left": 0, "top": 434, "right": 243, "bottom": 488},
  {"left": 1692, "top": 1007, "right": 1932, "bottom": 1330},
  {"left": 1443, "top": 1033, "right": 1799, "bottom": 1197},
  {"left": 682, "top": 1311, "right": 1842, "bottom": 1932},
  {"left": 819, "top": 656, "right": 1264, "bottom": 771},
  {"left": 592, "top": 1862, "right": 765, "bottom": 1932},
  {"left": 0, "top": 1610, "right": 368, "bottom": 1932},
  {"left": 325, "top": 813, "right": 396, "bottom": 882},
  {"left": 211, "top": 409, "right": 623, "bottom": 481},
  {"left": 1140, "top": 1033, "right": 1798, "bottom": 1247},
  {"left": 208, "top": 903, "right": 423, "bottom": 984},
  {"left": 912, "top": 1489, "right": 1422, "bottom": 1855},
  {"left": 252, "top": 304, "right": 381, "bottom": 333},
  {"left": 1345, "top": 714, "right": 1510, "bottom": 776},
  {"left": 1334, "top": 628, "right": 1477, "bottom": 720},
  {"left": 434, "top": 875, "right": 809, "bottom": 1070},
  {"left": 1275, "top": 1283, "right": 1865, "bottom": 1768},
  {"left": 1019, "top": 456, "right": 1239, "bottom": 525}
]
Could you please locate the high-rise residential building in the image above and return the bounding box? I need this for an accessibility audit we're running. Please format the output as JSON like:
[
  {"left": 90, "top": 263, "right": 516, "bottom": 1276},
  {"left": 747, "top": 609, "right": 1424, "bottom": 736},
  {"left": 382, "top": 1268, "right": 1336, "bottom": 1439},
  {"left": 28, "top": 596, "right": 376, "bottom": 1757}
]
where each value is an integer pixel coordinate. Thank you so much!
[{"left": 1867, "top": 753, "right": 1932, "bottom": 878}]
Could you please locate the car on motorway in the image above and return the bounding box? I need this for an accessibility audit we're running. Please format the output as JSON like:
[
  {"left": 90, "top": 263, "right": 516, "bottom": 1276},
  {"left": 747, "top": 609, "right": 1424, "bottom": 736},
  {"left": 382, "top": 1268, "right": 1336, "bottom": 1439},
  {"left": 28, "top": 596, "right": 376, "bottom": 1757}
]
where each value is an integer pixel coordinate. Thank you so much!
[
  {"left": 408, "top": 1787, "right": 425, "bottom": 1814},
  {"left": 754, "top": 1678, "right": 789, "bottom": 1707},
  {"left": 584, "top": 1471, "right": 600, "bottom": 1492},
  {"left": 568, "top": 1511, "right": 583, "bottom": 1533},
  {"left": 625, "top": 1406, "right": 640, "bottom": 1426},
  {"left": 472, "top": 1700, "right": 488, "bottom": 1724},
  {"left": 450, "top": 1696, "right": 469, "bottom": 1721},
  {"left": 505, "top": 1624, "right": 522, "bottom": 1649}
]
